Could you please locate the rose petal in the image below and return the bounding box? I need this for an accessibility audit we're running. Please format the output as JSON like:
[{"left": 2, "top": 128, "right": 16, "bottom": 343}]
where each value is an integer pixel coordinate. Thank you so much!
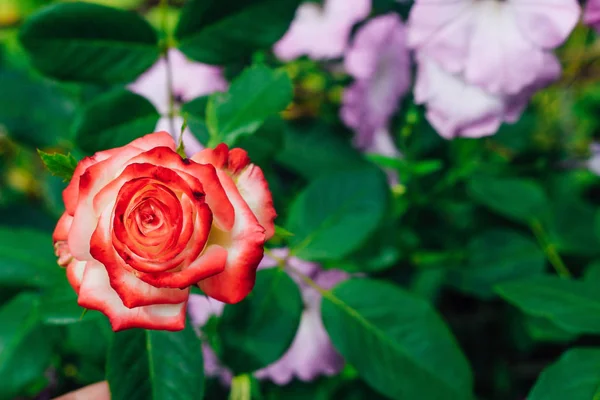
[
  {"left": 198, "top": 171, "right": 266, "bottom": 304},
  {"left": 77, "top": 260, "right": 187, "bottom": 331}
]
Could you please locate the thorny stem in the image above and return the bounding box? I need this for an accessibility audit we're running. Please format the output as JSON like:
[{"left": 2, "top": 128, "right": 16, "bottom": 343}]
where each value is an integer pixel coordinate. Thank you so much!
[
  {"left": 160, "top": 0, "right": 177, "bottom": 144},
  {"left": 530, "top": 219, "right": 571, "bottom": 279}
]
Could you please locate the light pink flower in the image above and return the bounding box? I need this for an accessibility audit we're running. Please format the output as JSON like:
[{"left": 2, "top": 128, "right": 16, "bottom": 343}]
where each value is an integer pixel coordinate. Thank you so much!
[
  {"left": 414, "top": 54, "right": 561, "bottom": 139},
  {"left": 128, "top": 49, "right": 227, "bottom": 155},
  {"left": 408, "top": 0, "right": 580, "bottom": 95},
  {"left": 254, "top": 250, "right": 347, "bottom": 385},
  {"left": 585, "top": 0, "right": 600, "bottom": 32},
  {"left": 187, "top": 249, "right": 348, "bottom": 386},
  {"left": 588, "top": 143, "right": 600, "bottom": 175},
  {"left": 274, "top": 0, "right": 371, "bottom": 61},
  {"left": 341, "top": 13, "right": 410, "bottom": 150}
]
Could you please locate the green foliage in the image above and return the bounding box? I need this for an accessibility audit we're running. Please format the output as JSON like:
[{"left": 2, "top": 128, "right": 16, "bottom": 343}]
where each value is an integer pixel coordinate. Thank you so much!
[
  {"left": 175, "top": 0, "right": 301, "bottom": 64},
  {"left": 37, "top": 150, "right": 78, "bottom": 182},
  {"left": 0, "top": 67, "right": 75, "bottom": 147},
  {"left": 496, "top": 276, "right": 600, "bottom": 335},
  {"left": 205, "top": 65, "right": 292, "bottom": 146},
  {"left": 276, "top": 121, "right": 369, "bottom": 179},
  {"left": 0, "top": 227, "right": 62, "bottom": 289},
  {"left": 216, "top": 268, "right": 303, "bottom": 374},
  {"left": 0, "top": 293, "right": 53, "bottom": 400},
  {"left": 287, "top": 168, "right": 389, "bottom": 261},
  {"left": 19, "top": 3, "right": 160, "bottom": 83},
  {"left": 528, "top": 348, "right": 600, "bottom": 400},
  {"left": 73, "top": 89, "right": 160, "bottom": 153},
  {"left": 107, "top": 324, "right": 204, "bottom": 400},
  {"left": 322, "top": 279, "right": 474, "bottom": 400},
  {"left": 467, "top": 175, "right": 549, "bottom": 223},
  {"left": 448, "top": 229, "right": 545, "bottom": 298}
]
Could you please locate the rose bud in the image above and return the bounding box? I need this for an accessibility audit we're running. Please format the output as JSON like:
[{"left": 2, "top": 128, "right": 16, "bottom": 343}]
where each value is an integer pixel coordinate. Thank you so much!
[{"left": 52, "top": 132, "right": 276, "bottom": 331}]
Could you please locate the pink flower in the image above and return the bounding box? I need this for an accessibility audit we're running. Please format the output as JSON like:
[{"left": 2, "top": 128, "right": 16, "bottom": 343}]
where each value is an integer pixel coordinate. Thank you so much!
[
  {"left": 187, "top": 249, "right": 349, "bottom": 385},
  {"left": 588, "top": 143, "right": 600, "bottom": 175},
  {"left": 408, "top": 0, "right": 580, "bottom": 95},
  {"left": 414, "top": 54, "right": 561, "bottom": 139},
  {"left": 128, "top": 49, "right": 227, "bottom": 155},
  {"left": 274, "top": 0, "right": 371, "bottom": 61},
  {"left": 341, "top": 13, "right": 410, "bottom": 150},
  {"left": 584, "top": 0, "right": 600, "bottom": 32}
]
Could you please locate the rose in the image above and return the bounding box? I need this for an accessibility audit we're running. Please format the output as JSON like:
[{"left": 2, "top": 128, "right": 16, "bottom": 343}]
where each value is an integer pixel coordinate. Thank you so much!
[{"left": 53, "top": 132, "right": 276, "bottom": 331}]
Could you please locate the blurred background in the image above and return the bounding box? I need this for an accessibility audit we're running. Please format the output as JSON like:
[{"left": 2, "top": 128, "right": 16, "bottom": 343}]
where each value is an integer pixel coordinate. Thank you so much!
[{"left": 2, "top": 0, "right": 600, "bottom": 399}]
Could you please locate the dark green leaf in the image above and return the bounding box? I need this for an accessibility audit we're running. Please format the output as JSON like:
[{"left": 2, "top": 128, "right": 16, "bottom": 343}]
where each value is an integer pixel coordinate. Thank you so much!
[
  {"left": 181, "top": 95, "right": 210, "bottom": 145},
  {"left": 496, "top": 276, "right": 600, "bottom": 334},
  {"left": 175, "top": 0, "right": 300, "bottom": 64},
  {"left": 0, "top": 293, "right": 53, "bottom": 400},
  {"left": 528, "top": 348, "right": 600, "bottom": 400},
  {"left": 287, "top": 168, "right": 389, "bottom": 261},
  {"left": 217, "top": 268, "right": 303, "bottom": 373},
  {"left": 322, "top": 279, "right": 474, "bottom": 400},
  {"left": 0, "top": 227, "right": 62, "bottom": 288},
  {"left": 0, "top": 68, "right": 75, "bottom": 147},
  {"left": 39, "top": 282, "right": 102, "bottom": 325},
  {"left": 37, "top": 150, "right": 78, "bottom": 182},
  {"left": 74, "top": 89, "right": 160, "bottom": 153},
  {"left": 205, "top": 65, "right": 292, "bottom": 145},
  {"left": 276, "top": 121, "right": 369, "bottom": 179},
  {"left": 19, "top": 3, "right": 160, "bottom": 83},
  {"left": 107, "top": 323, "right": 204, "bottom": 400},
  {"left": 467, "top": 176, "right": 548, "bottom": 223},
  {"left": 448, "top": 229, "right": 545, "bottom": 298},
  {"left": 233, "top": 116, "right": 285, "bottom": 166}
]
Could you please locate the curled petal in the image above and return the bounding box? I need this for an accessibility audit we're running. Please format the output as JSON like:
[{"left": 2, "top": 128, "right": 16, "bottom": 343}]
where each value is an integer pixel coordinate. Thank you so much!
[
  {"left": 77, "top": 260, "right": 187, "bottom": 331},
  {"left": 198, "top": 171, "right": 266, "bottom": 304}
]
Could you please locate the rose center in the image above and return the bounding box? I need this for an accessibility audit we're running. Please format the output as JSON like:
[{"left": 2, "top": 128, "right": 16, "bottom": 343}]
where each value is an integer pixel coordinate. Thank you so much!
[{"left": 134, "top": 199, "right": 166, "bottom": 236}]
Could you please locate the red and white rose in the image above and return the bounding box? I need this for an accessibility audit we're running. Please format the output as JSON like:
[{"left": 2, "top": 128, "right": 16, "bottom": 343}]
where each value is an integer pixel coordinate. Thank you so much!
[{"left": 53, "top": 132, "right": 276, "bottom": 331}]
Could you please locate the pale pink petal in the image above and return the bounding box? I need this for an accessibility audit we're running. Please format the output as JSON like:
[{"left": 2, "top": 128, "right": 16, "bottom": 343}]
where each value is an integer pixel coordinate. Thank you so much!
[
  {"left": 274, "top": 0, "right": 371, "bottom": 61},
  {"left": 341, "top": 14, "right": 411, "bottom": 149},
  {"left": 407, "top": 0, "right": 474, "bottom": 74},
  {"left": 510, "top": 0, "right": 580, "bottom": 48},
  {"left": 464, "top": 2, "right": 543, "bottom": 95}
]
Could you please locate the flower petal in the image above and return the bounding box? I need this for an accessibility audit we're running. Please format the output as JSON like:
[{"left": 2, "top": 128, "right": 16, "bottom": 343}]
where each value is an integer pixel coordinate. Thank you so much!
[
  {"left": 198, "top": 171, "right": 266, "bottom": 304},
  {"left": 77, "top": 260, "right": 187, "bottom": 331}
]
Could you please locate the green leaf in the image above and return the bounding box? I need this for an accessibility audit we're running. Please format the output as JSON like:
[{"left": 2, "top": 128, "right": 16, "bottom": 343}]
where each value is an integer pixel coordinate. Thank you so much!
[
  {"left": 496, "top": 276, "right": 600, "bottom": 334},
  {"left": 205, "top": 65, "right": 292, "bottom": 146},
  {"left": 175, "top": 0, "right": 300, "bottom": 64},
  {"left": 19, "top": 3, "right": 160, "bottom": 83},
  {"left": 467, "top": 176, "right": 548, "bottom": 223},
  {"left": 546, "top": 173, "right": 599, "bottom": 256},
  {"left": 107, "top": 323, "right": 204, "bottom": 400},
  {"left": 39, "top": 282, "right": 102, "bottom": 325},
  {"left": 528, "top": 348, "right": 600, "bottom": 400},
  {"left": 217, "top": 268, "right": 303, "bottom": 373},
  {"left": 0, "top": 227, "right": 63, "bottom": 288},
  {"left": 287, "top": 168, "right": 389, "bottom": 261},
  {"left": 0, "top": 68, "right": 75, "bottom": 147},
  {"left": 0, "top": 293, "right": 54, "bottom": 400},
  {"left": 181, "top": 95, "right": 210, "bottom": 145},
  {"left": 74, "top": 89, "right": 160, "bottom": 153},
  {"left": 322, "top": 279, "right": 474, "bottom": 400},
  {"left": 448, "top": 229, "right": 545, "bottom": 299},
  {"left": 37, "top": 150, "right": 78, "bottom": 182},
  {"left": 276, "top": 121, "right": 369, "bottom": 179}
]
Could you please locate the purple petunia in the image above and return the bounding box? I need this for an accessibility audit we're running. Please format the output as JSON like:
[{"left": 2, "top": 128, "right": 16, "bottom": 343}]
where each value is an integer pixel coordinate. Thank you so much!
[
  {"left": 274, "top": 0, "right": 371, "bottom": 61},
  {"left": 408, "top": 0, "right": 579, "bottom": 139},
  {"left": 187, "top": 248, "right": 349, "bottom": 386},
  {"left": 341, "top": 13, "right": 410, "bottom": 153}
]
